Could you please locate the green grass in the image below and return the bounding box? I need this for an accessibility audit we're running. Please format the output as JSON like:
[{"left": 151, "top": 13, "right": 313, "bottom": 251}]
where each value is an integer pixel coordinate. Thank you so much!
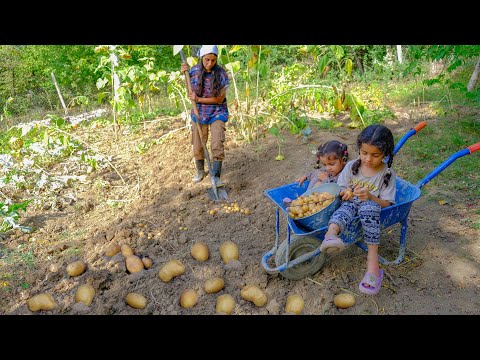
[
  {"left": 0, "top": 244, "right": 36, "bottom": 293},
  {"left": 310, "top": 118, "right": 343, "bottom": 129},
  {"left": 0, "top": 244, "right": 36, "bottom": 268},
  {"left": 59, "top": 229, "right": 86, "bottom": 241},
  {"left": 63, "top": 246, "right": 82, "bottom": 258},
  {"left": 394, "top": 115, "right": 479, "bottom": 200}
]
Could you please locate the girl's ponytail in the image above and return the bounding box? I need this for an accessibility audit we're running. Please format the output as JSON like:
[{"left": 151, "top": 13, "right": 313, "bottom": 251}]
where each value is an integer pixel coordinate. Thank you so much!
[
  {"left": 383, "top": 151, "right": 394, "bottom": 187},
  {"left": 352, "top": 158, "right": 361, "bottom": 175}
]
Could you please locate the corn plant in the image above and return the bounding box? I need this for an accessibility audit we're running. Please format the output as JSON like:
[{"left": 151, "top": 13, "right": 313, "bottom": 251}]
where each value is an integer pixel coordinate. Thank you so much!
[{"left": 0, "top": 97, "right": 14, "bottom": 128}]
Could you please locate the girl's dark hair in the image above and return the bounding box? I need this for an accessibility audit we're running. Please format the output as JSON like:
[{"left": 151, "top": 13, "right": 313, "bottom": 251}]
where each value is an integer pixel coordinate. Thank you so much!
[
  {"left": 194, "top": 56, "right": 225, "bottom": 97},
  {"left": 315, "top": 140, "right": 349, "bottom": 168},
  {"left": 351, "top": 124, "right": 395, "bottom": 187}
]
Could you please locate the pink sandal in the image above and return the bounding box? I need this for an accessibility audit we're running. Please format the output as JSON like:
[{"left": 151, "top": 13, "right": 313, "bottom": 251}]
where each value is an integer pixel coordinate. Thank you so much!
[
  {"left": 319, "top": 235, "right": 345, "bottom": 254},
  {"left": 358, "top": 270, "right": 384, "bottom": 295}
]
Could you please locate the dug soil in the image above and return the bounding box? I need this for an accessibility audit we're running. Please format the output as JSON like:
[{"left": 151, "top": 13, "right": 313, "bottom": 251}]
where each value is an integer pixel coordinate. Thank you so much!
[{"left": 2, "top": 109, "right": 479, "bottom": 315}]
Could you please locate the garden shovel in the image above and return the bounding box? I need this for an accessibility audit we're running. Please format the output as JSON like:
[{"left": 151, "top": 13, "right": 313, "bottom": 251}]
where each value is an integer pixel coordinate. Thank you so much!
[{"left": 173, "top": 45, "right": 228, "bottom": 202}]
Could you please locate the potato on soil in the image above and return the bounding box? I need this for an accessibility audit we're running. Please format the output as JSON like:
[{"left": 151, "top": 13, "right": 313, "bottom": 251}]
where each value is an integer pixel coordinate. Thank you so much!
[
  {"left": 105, "top": 243, "right": 121, "bottom": 257},
  {"left": 158, "top": 260, "right": 185, "bottom": 282},
  {"left": 204, "top": 277, "right": 225, "bottom": 294},
  {"left": 121, "top": 244, "right": 134, "bottom": 257},
  {"left": 142, "top": 257, "right": 153, "bottom": 269},
  {"left": 285, "top": 294, "right": 304, "bottom": 314},
  {"left": 219, "top": 241, "right": 239, "bottom": 264},
  {"left": 191, "top": 242, "right": 209, "bottom": 262},
  {"left": 240, "top": 285, "right": 267, "bottom": 307},
  {"left": 180, "top": 289, "right": 198, "bottom": 309},
  {"left": 27, "top": 293, "right": 57, "bottom": 312},
  {"left": 216, "top": 294, "right": 235, "bottom": 315},
  {"left": 75, "top": 284, "right": 95, "bottom": 306},
  {"left": 126, "top": 255, "right": 144, "bottom": 273},
  {"left": 66, "top": 261, "right": 86, "bottom": 277},
  {"left": 333, "top": 293, "right": 355, "bottom": 309},
  {"left": 125, "top": 293, "right": 147, "bottom": 309}
]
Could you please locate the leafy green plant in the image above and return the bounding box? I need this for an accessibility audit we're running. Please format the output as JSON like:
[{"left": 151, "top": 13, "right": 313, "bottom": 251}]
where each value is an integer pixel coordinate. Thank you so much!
[
  {"left": 268, "top": 126, "right": 285, "bottom": 160},
  {"left": 0, "top": 97, "right": 14, "bottom": 126},
  {"left": 0, "top": 200, "right": 32, "bottom": 233}
]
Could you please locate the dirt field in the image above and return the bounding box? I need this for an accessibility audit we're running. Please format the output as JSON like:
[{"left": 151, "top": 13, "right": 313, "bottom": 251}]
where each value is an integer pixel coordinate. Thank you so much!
[{"left": 2, "top": 109, "right": 479, "bottom": 315}]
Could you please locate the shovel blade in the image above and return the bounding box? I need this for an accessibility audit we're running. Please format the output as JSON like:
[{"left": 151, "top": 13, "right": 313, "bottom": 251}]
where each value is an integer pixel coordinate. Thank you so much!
[
  {"left": 173, "top": 45, "right": 184, "bottom": 56},
  {"left": 207, "top": 187, "right": 228, "bottom": 202}
]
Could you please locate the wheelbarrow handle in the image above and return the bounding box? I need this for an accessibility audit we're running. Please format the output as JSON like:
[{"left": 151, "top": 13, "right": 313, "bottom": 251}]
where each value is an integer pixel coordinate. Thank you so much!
[
  {"left": 393, "top": 121, "right": 427, "bottom": 155},
  {"left": 417, "top": 142, "right": 480, "bottom": 189},
  {"left": 413, "top": 121, "right": 427, "bottom": 133},
  {"left": 468, "top": 143, "right": 480, "bottom": 154}
]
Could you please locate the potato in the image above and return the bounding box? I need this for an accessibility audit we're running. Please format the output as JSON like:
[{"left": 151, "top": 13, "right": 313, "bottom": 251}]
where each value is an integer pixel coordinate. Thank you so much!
[
  {"left": 75, "top": 284, "right": 95, "bottom": 306},
  {"left": 219, "top": 241, "right": 239, "bottom": 264},
  {"left": 216, "top": 294, "right": 235, "bottom": 315},
  {"left": 180, "top": 289, "right": 198, "bottom": 309},
  {"left": 142, "top": 257, "right": 153, "bottom": 269},
  {"left": 285, "top": 294, "right": 304, "bottom": 314},
  {"left": 204, "top": 277, "right": 225, "bottom": 294},
  {"left": 125, "top": 255, "right": 144, "bottom": 273},
  {"left": 240, "top": 285, "right": 267, "bottom": 307},
  {"left": 105, "top": 243, "right": 121, "bottom": 257},
  {"left": 27, "top": 293, "right": 57, "bottom": 312},
  {"left": 333, "top": 293, "right": 356, "bottom": 309},
  {"left": 125, "top": 292, "right": 147, "bottom": 309},
  {"left": 121, "top": 244, "right": 134, "bottom": 257},
  {"left": 158, "top": 260, "right": 185, "bottom": 282},
  {"left": 191, "top": 242, "right": 209, "bottom": 262},
  {"left": 66, "top": 261, "right": 86, "bottom": 277},
  {"left": 289, "top": 191, "right": 335, "bottom": 219}
]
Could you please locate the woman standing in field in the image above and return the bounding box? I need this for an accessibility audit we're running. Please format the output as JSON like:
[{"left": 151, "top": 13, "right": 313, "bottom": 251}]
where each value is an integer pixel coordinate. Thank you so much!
[{"left": 181, "top": 45, "right": 230, "bottom": 187}]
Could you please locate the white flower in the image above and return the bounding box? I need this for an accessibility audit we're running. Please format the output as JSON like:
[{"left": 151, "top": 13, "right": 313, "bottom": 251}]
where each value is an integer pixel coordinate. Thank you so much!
[
  {"left": 11, "top": 175, "right": 25, "bottom": 183},
  {"left": 22, "top": 158, "right": 35, "bottom": 168},
  {"left": 28, "top": 142, "right": 47, "bottom": 155},
  {"left": 36, "top": 174, "right": 49, "bottom": 188},
  {"left": 0, "top": 154, "right": 13, "bottom": 167}
]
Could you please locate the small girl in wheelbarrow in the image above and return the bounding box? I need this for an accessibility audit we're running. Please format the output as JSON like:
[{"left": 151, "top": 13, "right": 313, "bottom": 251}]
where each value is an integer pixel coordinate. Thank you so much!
[
  {"left": 320, "top": 124, "right": 396, "bottom": 295},
  {"left": 296, "top": 140, "right": 349, "bottom": 190},
  {"left": 283, "top": 140, "right": 349, "bottom": 206}
]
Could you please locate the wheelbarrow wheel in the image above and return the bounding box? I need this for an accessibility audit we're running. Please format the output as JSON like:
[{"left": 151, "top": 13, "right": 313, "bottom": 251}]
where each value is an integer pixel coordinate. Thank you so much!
[{"left": 275, "top": 235, "right": 326, "bottom": 280}]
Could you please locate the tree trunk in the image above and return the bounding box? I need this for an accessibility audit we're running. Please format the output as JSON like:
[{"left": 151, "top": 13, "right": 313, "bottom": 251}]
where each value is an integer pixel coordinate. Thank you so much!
[
  {"left": 354, "top": 53, "right": 364, "bottom": 74},
  {"left": 396, "top": 45, "right": 403, "bottom": 64},
  {"left": 385, "top": 46, "right": 394, "bottom": 66},
  {"left": 467, "top": 55, "right": 480, "bottom": 92}
]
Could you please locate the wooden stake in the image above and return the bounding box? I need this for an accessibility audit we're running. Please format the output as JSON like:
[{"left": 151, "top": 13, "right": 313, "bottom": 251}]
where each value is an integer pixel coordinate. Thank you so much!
[{"left": 50, "top": 72, "right": 68, "bottom": 116}]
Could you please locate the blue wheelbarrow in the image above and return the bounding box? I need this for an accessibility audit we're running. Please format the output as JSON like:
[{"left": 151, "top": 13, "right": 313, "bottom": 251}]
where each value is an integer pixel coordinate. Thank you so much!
[{"left": 262, "top": 123, "right": 479, "bottom": 280}]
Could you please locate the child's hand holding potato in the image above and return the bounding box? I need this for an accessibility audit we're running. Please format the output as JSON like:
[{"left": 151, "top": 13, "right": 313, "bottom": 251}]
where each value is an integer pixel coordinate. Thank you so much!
[
  {"left": 353, "top": 185, "right": 371, "bottom": 201},
  {"left": 340, "top": 188, "right": 354, "bottom": 201}
]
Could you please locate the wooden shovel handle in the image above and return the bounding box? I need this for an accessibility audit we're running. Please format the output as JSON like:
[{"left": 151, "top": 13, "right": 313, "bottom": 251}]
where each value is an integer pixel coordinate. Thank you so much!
[{"left": 180, "top": 50, "right": 199, "bottom": 118}]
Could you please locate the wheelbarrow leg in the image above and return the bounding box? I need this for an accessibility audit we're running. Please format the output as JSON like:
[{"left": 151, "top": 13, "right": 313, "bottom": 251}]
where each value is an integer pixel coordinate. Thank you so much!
[{"left": 261, "top": 209, "right": 281, "bottom": 274}]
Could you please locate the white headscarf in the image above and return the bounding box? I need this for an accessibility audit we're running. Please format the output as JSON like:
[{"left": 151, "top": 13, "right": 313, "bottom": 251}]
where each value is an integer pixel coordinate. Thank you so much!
[{"left": 197, "top": 45, "right": 218, "bottom": 58}]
